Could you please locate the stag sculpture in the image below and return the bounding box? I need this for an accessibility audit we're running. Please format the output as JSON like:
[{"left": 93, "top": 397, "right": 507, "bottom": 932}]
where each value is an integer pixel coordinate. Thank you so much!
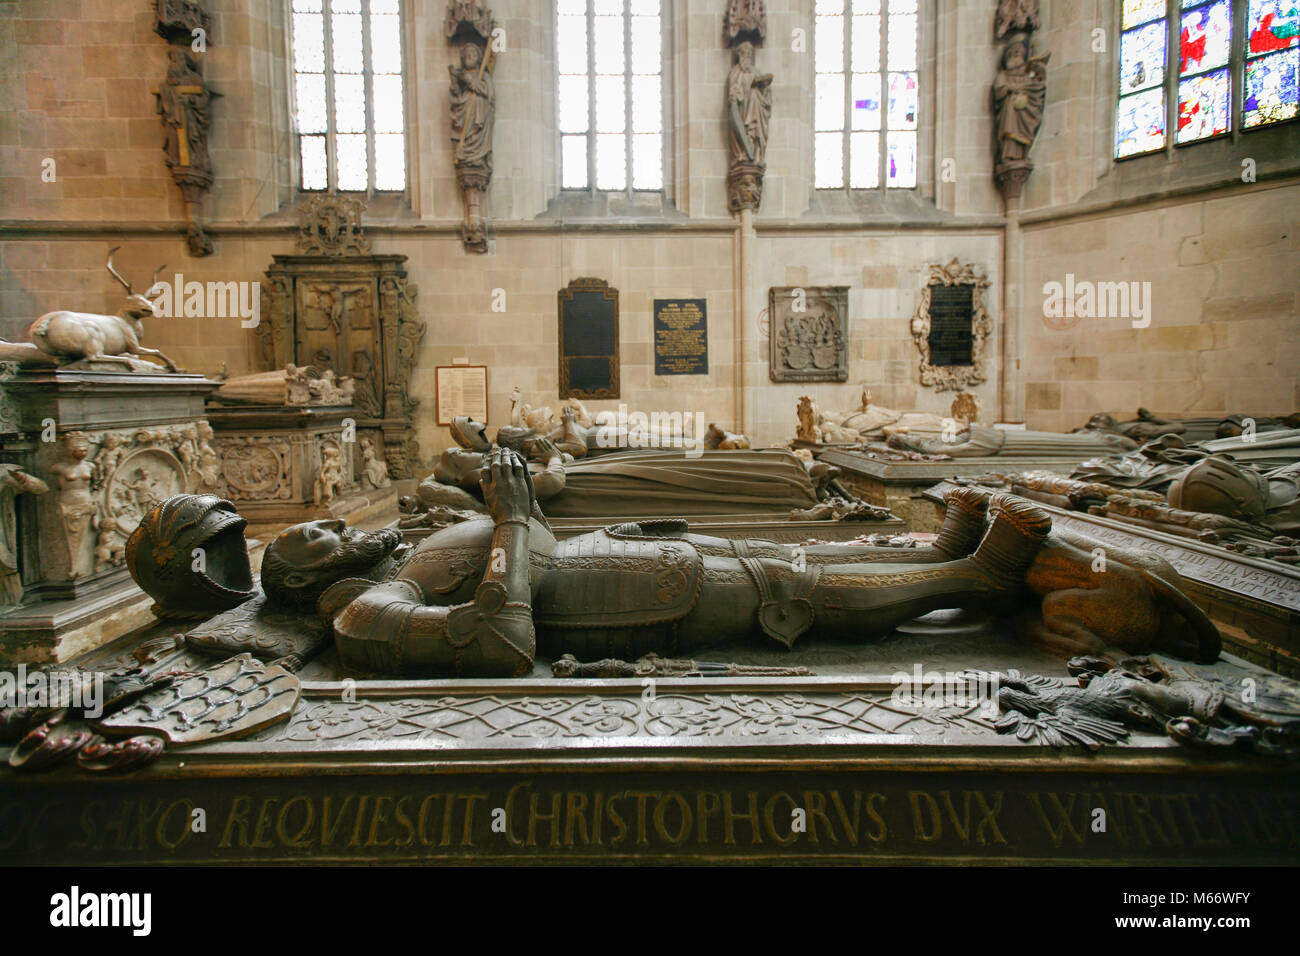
[{"left": 24, "top": 248, "right": 179, "bottom": 372}]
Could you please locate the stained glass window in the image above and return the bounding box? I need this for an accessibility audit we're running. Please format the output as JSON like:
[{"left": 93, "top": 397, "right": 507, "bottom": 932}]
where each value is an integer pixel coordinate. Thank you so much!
[
  {"left": 1117, "top": 0, "right": 1297, "bottom": 159},
  {"left": 290, "top": 0, "right": 406, "bottom": 192},
  {"left": 1117, "top": 0, "right": 1169, "bottom": 156},
  {"left": 1244, "top": 0, "right": 1300, "bottom": 126},
  {"left": 1176, "top": 0, "right": 1231, "bottom": 143},
  {"left": 558, "top": 0, "right": 663, "bottom": 192},
  {"left": 815, "top": 0, "right": 917, "bottom": 189}
]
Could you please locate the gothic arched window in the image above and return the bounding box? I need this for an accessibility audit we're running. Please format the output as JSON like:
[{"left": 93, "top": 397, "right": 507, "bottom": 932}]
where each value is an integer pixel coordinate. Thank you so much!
[
  {"left": 1115, "top": 0, "right": 1298, "bottom": 159},
  {"left": 814, "top": 0, "right": 919, "bottom": 189},
  {"left": 290, "top": 0, "right": 408, "bottom": 192},
  {"left": 557, "top": 0, "right": 665, "bottom": 192}
]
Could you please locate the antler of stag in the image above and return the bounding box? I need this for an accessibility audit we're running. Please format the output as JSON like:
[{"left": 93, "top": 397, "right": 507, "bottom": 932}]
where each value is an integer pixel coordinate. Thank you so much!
[
  {"left": 105, "top": 247, "right": 168, "bottom": 300},
  {"left": 106, "top": 246, "right": 132, "bottom": 294}
]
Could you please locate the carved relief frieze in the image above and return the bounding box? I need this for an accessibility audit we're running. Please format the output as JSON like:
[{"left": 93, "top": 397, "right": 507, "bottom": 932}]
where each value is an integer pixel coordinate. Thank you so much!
[
  {"left": 910, "top": 260, "right": 993, "bottom": 393},
  {"left": 50, "top": 421, "right": 219, "bottom": 579},
  {"left": 215, "top": 437, "right": 293, "bottom": 502}
]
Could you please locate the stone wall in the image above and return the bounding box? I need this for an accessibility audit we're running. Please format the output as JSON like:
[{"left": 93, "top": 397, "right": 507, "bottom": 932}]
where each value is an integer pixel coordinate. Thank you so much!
[{"left": 1, "top": 0, "right": 1296, "bottom": 467}]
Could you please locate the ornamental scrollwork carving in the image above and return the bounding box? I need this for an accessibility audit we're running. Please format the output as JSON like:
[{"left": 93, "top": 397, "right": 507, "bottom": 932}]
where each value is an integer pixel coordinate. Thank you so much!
[
  {"left": 296, "top": 194, "right": 372, "bottom": 256},
  {"left": 910, "top": 260, "right": 993, "bottom": 393}
]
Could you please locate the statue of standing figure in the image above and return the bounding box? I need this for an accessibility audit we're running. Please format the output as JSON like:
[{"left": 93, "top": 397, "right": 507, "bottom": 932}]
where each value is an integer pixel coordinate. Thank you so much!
[
  {"left": 992, "top": 34, "right": 1049, "bottom": 198},
  {"left": 0, "top": 465, "right": 47, "bottom": 604},
  {"left": 156, "top": 46, "right": 218, "bottom": 256},
  {"left": 51, "top": 432, "right": 97, "bottom": 580},
  {"left": 447, "top": 1, "right": 496, "bottom": 253},
  {"left": 726, "top": 39, "right": 773, "bottom": 211}
]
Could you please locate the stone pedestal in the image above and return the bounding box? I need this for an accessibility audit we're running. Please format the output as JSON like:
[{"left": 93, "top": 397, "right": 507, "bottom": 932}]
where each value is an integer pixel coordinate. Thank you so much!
[
  {"left": 205, "top": 404, "right": 396, "bottom": 533},
  {"left": 0, "top": 368, "right": 219, "bottom": 661}
]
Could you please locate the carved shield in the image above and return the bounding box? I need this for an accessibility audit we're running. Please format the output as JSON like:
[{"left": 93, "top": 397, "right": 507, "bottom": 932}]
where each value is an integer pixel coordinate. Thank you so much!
[{"left": 96, "top": 653, "right": 301, "bottom": 744}]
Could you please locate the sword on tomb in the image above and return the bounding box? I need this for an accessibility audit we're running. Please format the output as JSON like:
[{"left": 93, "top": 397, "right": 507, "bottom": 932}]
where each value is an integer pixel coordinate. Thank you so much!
[{"left": 551, "top": 653, "right": 813, "bottom": 679}]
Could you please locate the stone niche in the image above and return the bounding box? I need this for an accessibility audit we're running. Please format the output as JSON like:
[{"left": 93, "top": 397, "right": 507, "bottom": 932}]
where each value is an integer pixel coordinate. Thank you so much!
[
  {"left": 0, "top": 366, "right": 219, "bottom": 661},
  {"left": 768, "top": 286, "right": 849, "bottom": 383},
  {"left": 258, "top": 251, "right": 426, "bottom": 479}
]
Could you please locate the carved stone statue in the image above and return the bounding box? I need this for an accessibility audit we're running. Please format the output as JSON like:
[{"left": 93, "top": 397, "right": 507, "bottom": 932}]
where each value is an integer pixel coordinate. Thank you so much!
[
  {"left": 261, "top": 451, "right": 1222, "bottom": 677},
  {"left": 0, "top": 465, "right": 47, "bottom": 605},
  {"left": 313, "top": 444, "right": 345, "bottom": 507},
  {"left": 888, "top": 424, "right": 1136, "bottom": 458},
  {"left": 360, "top": 438, "right": 391, "bottom": 490},
  {"left": 726, "top": 40, "right": 773, "bottom": 212},
  {"left": 796, "top": 396, "right": 820, "bottom": 443},
  {"left": 447, "top": 2, "right": 496, "bottom": 253},
  {"left": 24, "top": 249, "right": 178, "bottom": 372},
  {"left": 51, "top": 432, "right": 98, "bottom": 580},
  {"left": 992, "top": 34, "right": 1049, "bottom": 199},
  {"left": 155, "top": 46, "right": 218, "bottom": 256}
]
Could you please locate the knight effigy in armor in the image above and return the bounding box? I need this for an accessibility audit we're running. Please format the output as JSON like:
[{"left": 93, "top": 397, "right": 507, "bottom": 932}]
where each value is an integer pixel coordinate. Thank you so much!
[{"left": 256, "top": 449, "right": 1221, "bottom": 678}]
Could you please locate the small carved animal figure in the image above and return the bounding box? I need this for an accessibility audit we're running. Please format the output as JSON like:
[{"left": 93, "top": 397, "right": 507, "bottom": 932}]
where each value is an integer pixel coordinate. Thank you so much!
[
  {"left": 25, "top": 248, "right": 178, "bottom": 371},
  {"left": 704, "top": 423, "right": 750, "bottom": 450},
  {"left": 1020, "top": 524, "right": 1222, "bottom": 664}
]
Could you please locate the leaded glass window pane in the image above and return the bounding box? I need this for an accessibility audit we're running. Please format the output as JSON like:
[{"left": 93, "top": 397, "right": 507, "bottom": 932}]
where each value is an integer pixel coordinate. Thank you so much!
[
  {"left": 559, "top": 1, "right": 663, "bottom": 192},
  {"left": 290, "top": 0, "right": 407, "bottom": 192},
  {"left": 816, "top": 1, "right": 919, "bottom": 189}
]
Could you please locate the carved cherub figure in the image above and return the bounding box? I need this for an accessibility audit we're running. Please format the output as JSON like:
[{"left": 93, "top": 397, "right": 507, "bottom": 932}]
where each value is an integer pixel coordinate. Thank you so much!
[{"left": 314, "top": 445, "right": 345, "bottom": 507}]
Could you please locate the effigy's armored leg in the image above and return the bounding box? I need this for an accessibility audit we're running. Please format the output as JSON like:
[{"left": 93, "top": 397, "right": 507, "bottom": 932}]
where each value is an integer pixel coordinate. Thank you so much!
[
  {"left": 931, "top": 487, "right": 990, "bottom": 559},
  {"left": 811, "top": 494, "right": 1051, "bottom": 640}
]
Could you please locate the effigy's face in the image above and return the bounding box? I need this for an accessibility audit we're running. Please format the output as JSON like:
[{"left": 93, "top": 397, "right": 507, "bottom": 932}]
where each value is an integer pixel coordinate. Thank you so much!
[{"left": 276, "top": 518, "right": 349, "bottom": 569}]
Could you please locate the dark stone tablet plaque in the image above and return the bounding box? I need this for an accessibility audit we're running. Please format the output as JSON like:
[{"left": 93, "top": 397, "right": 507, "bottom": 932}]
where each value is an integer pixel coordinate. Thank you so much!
[
  {"left": 653, "top": 299, "right": 708, "bottom": 375},
  {"left": 927, "top": 284, "right": 975, "bottom": 367},
  {"left": 558, "top": 277, "right": 619, "bottom": 399}
]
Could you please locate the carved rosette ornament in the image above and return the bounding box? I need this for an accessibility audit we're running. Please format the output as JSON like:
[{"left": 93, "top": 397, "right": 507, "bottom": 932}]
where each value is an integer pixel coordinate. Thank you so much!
[
  {"left": 992, "top": 0, "right": 1049, "bottom": 201},
  {"left": 724, "top": 1, "right": 771, "bottom": 213},
  {"left": 153, "top": 0, "right": 218, "bottom": 257},
  {"left": 446, "top": 1, "right": 497, "bottom": 253},
  {"left": 910, "top": 260, "right": 993, "bottom": 392}
]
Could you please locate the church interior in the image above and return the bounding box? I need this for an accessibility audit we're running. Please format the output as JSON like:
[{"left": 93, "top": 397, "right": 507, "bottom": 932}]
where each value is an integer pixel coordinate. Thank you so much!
[{"left": 1, "top": 0, "right": 1298, "bottom": 869}]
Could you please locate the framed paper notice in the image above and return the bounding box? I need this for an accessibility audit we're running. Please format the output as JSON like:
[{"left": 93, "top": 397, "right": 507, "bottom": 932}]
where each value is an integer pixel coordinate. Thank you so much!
[{"left": 435, "top": 365, "right": 489, "bottom": 425}]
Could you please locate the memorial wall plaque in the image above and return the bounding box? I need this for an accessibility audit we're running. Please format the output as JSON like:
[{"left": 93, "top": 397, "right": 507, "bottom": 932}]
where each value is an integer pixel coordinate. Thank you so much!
[
  {"left": 927, "top": 284, "right": 975, "bottom": 367},
  {"left": 558, "top": 277, "right": 619, "bottom": 400},
  {"left": 653, "top": 299, "right": 708, "bottom": 375},
  {"left": 910, "top": 260, "right": 993, "bottom": 392},
  {"left": 435, "top": 365, "right": 489, "bottom": 425},
  {"left": 769, "top": 286, "right": 849, "bottom": 383}
]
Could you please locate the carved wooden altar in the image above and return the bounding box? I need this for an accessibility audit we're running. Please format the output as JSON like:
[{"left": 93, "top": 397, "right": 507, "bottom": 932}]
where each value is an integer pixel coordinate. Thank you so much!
[{"left": 257, "top": 198, "right": 426, "bottom": 478}]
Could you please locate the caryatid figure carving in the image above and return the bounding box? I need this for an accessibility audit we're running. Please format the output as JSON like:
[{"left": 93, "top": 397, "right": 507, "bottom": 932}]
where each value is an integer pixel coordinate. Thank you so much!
[
  {"left": 992, "top": 33, "right": 1049, "bottom": 199},
  {"left": 447, "top": 2, "right": 496, "bottom": 253}
]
